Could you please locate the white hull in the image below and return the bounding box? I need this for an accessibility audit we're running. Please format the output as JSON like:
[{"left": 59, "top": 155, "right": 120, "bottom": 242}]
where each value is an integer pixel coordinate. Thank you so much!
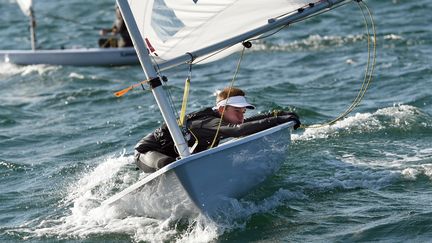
[
  {"left": 104, "top": 122, "right": 294, "bottom": 217},
  {"left": 173, "top": 122, "right": 293, "bottom": 216},
  {"left": 0, "top": 47, "right": 138, "bottom": 66}
]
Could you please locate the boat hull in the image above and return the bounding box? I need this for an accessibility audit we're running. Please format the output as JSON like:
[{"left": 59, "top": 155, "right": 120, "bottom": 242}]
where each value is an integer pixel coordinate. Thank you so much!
[
  {"left": 171, "top": 122, "right": 292, "bottom": 216},
  {"left": 0, "top": 47, "right": 138, "bottom": 66},
  {"left": 103, "top": 122, "right": 293, "bottom": 218}
]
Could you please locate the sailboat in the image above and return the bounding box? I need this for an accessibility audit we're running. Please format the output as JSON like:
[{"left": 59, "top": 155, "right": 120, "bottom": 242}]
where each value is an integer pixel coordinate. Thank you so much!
[
  {"left": 0, "top": 0, "right": 138, "bottom": 66},
  {"left": 102, "top": 0, "right": 359, "bottom": 217}
]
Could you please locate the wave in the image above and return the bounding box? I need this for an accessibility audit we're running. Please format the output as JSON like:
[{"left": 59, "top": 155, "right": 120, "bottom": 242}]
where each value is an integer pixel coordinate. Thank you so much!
[
  {"left": 0, "top": 160, "right": 28, "bottom": 172},
  {"left": 8, "top": 150, "right": 304, "bottom": 242},
  {"left": 9, "top": 152, "right": 214, "bottom": 242},
  {"left": 285, "top": 104, "right": 432, "bottom": 197},
  {"left": 6, "top": 106, "right": 430, "bottom": 242},
  {"left": 251, "top": 34, "right": 367, "bottom": 52},
  {"left": 293, "top": 104, "right": 431, "bottom": 141},
  {"left": 0, "top": 63, "right": 59, "bottom": 77}
]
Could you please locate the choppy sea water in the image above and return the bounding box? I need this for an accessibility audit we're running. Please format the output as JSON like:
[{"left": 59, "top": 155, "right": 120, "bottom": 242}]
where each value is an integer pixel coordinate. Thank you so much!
[{"left": 1, "top": 0, "right": 431, "bottom": 242}]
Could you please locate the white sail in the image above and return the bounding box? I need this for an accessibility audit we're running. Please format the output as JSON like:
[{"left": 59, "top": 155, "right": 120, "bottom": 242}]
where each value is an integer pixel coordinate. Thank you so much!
[
  {"left": 17, "top": 0, "right": 33, "bottom": 16},
  {"left": 128, "top": 0, "right": 311, "bottom": 64}
]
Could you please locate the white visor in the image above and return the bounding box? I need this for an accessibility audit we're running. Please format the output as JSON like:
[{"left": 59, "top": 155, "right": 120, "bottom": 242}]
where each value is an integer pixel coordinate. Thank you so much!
[{"left": 215, "top": 95, "right": 255, "bottom": 109}]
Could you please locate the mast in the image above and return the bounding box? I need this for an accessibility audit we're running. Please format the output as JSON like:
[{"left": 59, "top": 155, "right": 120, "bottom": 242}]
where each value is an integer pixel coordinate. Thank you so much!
[
  {"left": 17, "top": 0, "right": 37, "bottom": 50},
  {"left": 117, "top": 0, "right": 190, "bottom": 159},
  {"left": 29, "top": 6, "right": 37, "bottom": 50}
]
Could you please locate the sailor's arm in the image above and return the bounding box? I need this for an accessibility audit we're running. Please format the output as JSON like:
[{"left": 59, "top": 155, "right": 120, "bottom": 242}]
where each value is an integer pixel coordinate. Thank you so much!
[{"left": 218, "top": 114, "right": 300, "bottom": 138}]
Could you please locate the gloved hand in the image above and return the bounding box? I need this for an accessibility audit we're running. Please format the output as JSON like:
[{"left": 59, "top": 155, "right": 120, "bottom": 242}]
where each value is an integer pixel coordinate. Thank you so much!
[
  {"left": 276, "top": 115, "right": 301, "bottom": 130},
  {"left": 274, "top": 110, "right": 300, "bottom": 119}
]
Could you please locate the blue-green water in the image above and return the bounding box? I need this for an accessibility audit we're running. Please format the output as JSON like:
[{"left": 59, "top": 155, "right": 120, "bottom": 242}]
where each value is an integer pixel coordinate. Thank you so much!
[{"left": 1, "top": 0, "right": 431, "bottom": 242}]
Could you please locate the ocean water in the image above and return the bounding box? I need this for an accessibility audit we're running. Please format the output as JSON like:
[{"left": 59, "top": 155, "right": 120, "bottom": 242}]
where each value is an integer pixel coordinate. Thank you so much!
[{"left": 1, "top": 0, "right": 431, "bottom": 242}]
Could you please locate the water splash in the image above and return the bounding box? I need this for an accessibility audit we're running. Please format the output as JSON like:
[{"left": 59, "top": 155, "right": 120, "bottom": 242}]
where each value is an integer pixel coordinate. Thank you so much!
[
  {"left": 7, "top": 148, "right": 308, "bottom": 242},
  {"left": 17, "top": 153, "right": 216, "bottom": 242},
  {"left": 0, "top": 62, "right": 58, "bottom": 77},
  {"left": 293, "top": 104, "right": 431, "bottom": 141}
]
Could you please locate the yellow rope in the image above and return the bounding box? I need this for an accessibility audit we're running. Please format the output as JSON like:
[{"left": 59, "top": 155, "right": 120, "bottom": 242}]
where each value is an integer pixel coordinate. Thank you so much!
[
  {"left": 179, "top": 77, "right": 191, "bottom": 126},
  {"left": 209, "top": 45, "right": 246, "bottom": 148},
  {"left": 304, "top": 0, "right": 376, "bottom": 128}
]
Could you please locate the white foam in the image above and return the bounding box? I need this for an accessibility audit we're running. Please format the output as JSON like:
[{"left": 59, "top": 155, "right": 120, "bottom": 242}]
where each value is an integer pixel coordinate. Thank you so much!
[
  {"left": 401, "top": 164, "right": 432, "bottom": 181},
  {"left": 384, "top": 34, "right": 403, "bottom": 40},
  {"left": 68, "top": 72, "right": 85, "bottom": 79},
  {"left": 26, "top": 152, "right": 219, "bottom": 242},
  {"left": 0, "top": 62, "right": 58, "bottom": 76},
  {"left": 252, "top": 34, "right": 365, "bottom": 52},
  {"left": 292, "top": 112, "right": 381, "bottom": 141},
  {"left": 24, "top": 151, "right": 307, "bottom": 242},
  {"left": 293, "top": 104, "right": 426, "bottom": 141}
]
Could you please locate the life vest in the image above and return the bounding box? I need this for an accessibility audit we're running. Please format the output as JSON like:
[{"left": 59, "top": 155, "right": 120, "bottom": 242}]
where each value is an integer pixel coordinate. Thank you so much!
[{"left": 153, "top": 107, "right": 218, "bottom": 155}]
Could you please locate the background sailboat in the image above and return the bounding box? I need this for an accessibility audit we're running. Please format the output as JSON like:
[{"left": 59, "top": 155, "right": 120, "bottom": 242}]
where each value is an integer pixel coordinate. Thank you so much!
[{"left": 0, "top": 0, "right": 138, "bottom": 66}]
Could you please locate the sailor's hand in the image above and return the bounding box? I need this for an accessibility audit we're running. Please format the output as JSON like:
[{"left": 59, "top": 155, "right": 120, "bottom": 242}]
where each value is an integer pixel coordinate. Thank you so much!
[
  {"left": 112, "top": 26, "right": 119, "bottom": 34},
  {"left": 274, "top": 110, "right": 300, "bottom": 119},
  {"left": 277, "top": 115, "right": 301, "bottom": 130},
  {"left": 100, "top": 29, "right": 110, "bottom": 36}
]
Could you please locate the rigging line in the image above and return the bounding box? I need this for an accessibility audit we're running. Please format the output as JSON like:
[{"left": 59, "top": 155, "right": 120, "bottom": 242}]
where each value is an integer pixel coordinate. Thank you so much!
[
  {"left": 273, "top": 0, "right": 329, "bottom": 20},
  {"left": 194, "top": 45, "right": 233, "bottom": 64},
  {"left": 288, "top": 1, "right": 349, "bottom": 26},
  {"left": 328, "top": 0, "right": 376, "bottom": 124},
  {"left": 210, "top": 45, "right": 247, "bottom": 149},
  {"left": 150, "top": 56, "right": 182, "bottom": 122},
  {"left": 248, "top": 24, "right": 289, "bottom": 42},
  {"left": 163, "top": 77, "right": 181, "bottom": 121},
  {"left": 357, "top": 1, "right": 376, "bottom": 106},
  {"left": 247, "top": 1, "right": 353, "bottom": 55},
  {"left": 342, "top": 1, "right": 372, "bottom": 110},
  {"left": 249, "top": 1, "right": 350, "bottom": 44},
  {"left": 154, "top": 55, "right": 181, "bottom": 120},
  {"left": 323, "top": 0, "right": 372, "bottom": 124},
  {"left": 304, "top": 0, "right": 377, "bottom": 128},
  {"left": 151, "top": 55, "right": 162, "bottom": 75},
  {"left": 274, "top": 0, "right": 351, "bottom": 26}
]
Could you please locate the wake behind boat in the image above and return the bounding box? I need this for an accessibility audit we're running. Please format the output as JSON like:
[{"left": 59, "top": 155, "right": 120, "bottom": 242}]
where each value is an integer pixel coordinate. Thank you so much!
[{"left": 102, "top": 0, "right": 374, "bottom": 218}]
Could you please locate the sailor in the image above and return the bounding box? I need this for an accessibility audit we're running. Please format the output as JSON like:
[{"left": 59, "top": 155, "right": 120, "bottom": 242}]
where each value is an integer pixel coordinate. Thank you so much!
[
  {"left": 134, "top": 87, "right": 301, "bottom": 173},
  {"left": 98, "top": 6, "right": 133, "bottom": 48}
]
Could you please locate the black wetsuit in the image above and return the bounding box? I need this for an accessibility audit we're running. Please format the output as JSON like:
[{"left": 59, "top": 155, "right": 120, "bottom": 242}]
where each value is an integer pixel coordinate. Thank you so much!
[
  {"left": 134, "top": 108, "right": 300, "bottom": 172},
  {"left": 113, "top": 8, "right": 132, "bottom": 47},
  {"left": 99, "top": 7, "right": 133, "bottom": 48}
]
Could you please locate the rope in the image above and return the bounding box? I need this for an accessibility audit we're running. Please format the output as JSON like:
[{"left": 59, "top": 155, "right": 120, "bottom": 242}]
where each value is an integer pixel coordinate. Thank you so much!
[
  {"left": 303, "top": 0, "right": 376, "bottom": 128},
  {"left": 209, "top": 45, "right": 247, "bottom": 148},
  {"left": 179, "top": 63, "right": 193, "bottom": 126},
  {"left": 113, "top": 79, "right": 150, "bottom": 97}
]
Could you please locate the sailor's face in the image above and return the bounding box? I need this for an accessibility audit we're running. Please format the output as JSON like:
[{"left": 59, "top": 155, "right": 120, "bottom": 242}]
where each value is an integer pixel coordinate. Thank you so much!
[{"left": 220, "top": 106, "right": 246, "bottom": 124}]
